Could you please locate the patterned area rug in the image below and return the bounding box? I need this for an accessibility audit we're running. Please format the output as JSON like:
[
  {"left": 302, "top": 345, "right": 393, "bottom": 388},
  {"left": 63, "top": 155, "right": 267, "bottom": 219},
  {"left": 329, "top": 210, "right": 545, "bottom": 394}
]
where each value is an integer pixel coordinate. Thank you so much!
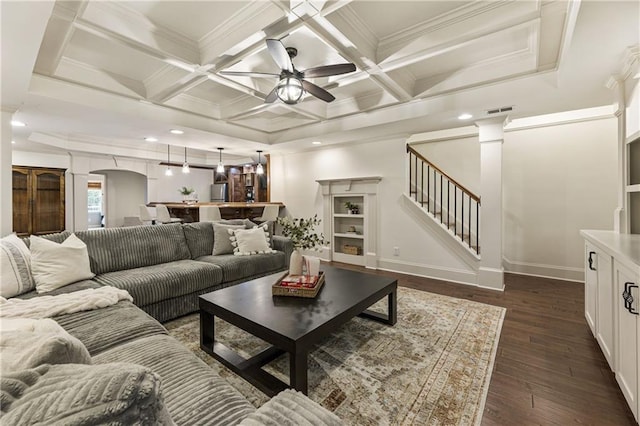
[{"left": 165, "top": 286, "right": 505, "bottom": 425}]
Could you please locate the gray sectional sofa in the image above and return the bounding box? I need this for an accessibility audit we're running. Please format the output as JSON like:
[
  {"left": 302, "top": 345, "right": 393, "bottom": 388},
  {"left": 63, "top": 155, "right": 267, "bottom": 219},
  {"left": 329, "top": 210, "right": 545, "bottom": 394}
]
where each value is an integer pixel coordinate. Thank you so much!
[{"left": 2, "top": 221, "right": 341, "bottom": 425}]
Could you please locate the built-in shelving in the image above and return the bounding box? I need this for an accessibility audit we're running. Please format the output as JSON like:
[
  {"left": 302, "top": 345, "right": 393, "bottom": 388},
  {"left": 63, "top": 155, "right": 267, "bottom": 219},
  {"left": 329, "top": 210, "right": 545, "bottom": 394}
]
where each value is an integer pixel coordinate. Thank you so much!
[{"left": 316, "top": 176, "right": 381, "bottom": 268}]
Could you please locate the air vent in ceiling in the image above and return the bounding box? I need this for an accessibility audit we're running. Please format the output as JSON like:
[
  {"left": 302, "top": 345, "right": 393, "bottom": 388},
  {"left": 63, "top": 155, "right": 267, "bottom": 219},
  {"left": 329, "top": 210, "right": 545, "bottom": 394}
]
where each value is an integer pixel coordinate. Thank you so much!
[{"left": 487, "top": 106, "right": 513, "bottom": 115}]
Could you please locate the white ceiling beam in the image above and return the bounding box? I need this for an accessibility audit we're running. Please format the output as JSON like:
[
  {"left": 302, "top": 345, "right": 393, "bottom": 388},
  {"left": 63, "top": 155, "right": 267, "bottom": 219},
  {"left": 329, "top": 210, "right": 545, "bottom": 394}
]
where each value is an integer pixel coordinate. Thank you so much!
[
  {"left": 34, "top": 1, "right": 88, "bottom": 76},
  {"left": 1, "top": 1, "right": 55, "bottom": 108},
  {"left": 80, "top": 2, "right": 199, "bottom": 64}
]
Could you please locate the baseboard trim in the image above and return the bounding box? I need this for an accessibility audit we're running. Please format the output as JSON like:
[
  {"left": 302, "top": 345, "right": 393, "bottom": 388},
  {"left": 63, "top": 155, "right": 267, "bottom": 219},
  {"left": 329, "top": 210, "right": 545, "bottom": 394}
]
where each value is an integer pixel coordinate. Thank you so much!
[
  {"left": 502, "top": 257, "right": 584, "bottom": 282},
  {"left": 377, "top": 258, "right": 478, "bottom": 287}
]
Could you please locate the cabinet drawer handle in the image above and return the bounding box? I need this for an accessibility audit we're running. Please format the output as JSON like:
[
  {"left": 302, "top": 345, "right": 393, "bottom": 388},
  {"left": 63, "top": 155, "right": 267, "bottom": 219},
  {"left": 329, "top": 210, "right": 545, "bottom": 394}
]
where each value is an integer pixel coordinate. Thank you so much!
[
  {"left": 622, "top": 282, "right": 639, "bottom": 315},
  {"left": 588, "top": 251, "right": 596, "bottom": 271}
]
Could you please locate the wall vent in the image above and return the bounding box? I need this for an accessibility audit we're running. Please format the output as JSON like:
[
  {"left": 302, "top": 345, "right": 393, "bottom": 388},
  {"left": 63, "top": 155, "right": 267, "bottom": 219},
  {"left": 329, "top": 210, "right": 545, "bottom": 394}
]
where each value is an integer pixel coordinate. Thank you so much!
[{"left": 486, "top": 106, "right": 513, "bottom": 114}]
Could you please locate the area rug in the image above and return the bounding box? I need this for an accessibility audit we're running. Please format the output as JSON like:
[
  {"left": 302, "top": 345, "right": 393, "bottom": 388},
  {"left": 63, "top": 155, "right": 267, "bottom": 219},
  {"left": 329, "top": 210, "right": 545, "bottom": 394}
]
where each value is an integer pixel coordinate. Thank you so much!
[{"left": 165, "top": 286, "right": 505, "bottom": 425}]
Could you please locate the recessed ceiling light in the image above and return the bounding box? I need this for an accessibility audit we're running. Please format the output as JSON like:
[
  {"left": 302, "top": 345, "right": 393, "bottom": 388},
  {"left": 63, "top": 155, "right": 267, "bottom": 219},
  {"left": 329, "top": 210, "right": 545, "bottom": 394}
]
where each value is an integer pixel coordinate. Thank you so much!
[
  {"left": 170, "top": 129, "right": 184, "bottom": 135},
  {"left": 11, "top": 120, "right": 26, "bottom": 127},
  {"left": 458, "top": 113, "right": 473, "bottom": 120},
  {"left": 312, "top": 141, "right": 322, "bottom": 145},
  {"left": 11, "top": 140, "right": 15, "bottom": 144},
  {"left": 145, "top": 137, "right": 158, "bottom": 142}
]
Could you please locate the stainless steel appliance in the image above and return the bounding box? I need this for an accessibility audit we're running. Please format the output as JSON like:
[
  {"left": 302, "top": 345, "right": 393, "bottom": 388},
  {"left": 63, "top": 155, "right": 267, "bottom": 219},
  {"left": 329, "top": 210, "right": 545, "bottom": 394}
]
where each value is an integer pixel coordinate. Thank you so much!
[{"left": 210, "top": 183, "right": 228, "bottom": 202}]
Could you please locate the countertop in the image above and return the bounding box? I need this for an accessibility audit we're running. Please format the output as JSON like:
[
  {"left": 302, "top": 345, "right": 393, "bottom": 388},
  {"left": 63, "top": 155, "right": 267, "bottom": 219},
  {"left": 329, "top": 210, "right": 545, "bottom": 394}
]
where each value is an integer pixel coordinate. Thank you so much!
[
  {"left": 149, "top": 202, "right": 284, "bottom": 208},
  {"left": 580, "top": 230, "right": 640, "bottom": 271}
]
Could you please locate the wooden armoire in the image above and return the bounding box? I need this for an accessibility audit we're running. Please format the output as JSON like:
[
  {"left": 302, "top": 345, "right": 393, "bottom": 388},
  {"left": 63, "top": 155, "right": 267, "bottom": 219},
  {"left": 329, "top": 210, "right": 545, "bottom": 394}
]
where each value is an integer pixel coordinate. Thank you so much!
[{"left": 12, "top": 166, "right": 66, "bottom": 236}]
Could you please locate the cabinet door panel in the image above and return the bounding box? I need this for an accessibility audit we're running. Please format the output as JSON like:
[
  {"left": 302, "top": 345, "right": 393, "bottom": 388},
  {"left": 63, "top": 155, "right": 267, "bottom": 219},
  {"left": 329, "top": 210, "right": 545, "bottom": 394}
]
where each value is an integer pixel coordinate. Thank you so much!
[
  {"left": 615, "top": 260, "right": 638, "bottom": 421},
  {"left": 32, "top": 170, "right": 65, "bottom": 235},
  {"left": 12, "top": 168, "right": 31, "bottom": 235},
  {"left": 585, "top": 243, "right": 598, "bottom": 334},
  {"left": 596, "top": 251, "right": 614, "bottom": 369}
]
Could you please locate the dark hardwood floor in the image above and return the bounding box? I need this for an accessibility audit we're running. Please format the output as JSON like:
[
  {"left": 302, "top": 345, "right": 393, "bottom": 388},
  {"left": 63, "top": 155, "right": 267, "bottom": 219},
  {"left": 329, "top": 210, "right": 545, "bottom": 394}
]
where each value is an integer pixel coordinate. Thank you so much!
[{"left": 329, "top": 262, "right": 636, "bottom": 426}]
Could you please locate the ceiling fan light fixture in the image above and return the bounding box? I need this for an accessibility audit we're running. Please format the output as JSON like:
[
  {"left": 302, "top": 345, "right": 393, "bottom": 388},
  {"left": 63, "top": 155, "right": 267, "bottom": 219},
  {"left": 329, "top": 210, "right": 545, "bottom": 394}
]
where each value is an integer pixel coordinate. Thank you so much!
[{"left": 276, "top": 77, "right": 303, "bottom": 104}]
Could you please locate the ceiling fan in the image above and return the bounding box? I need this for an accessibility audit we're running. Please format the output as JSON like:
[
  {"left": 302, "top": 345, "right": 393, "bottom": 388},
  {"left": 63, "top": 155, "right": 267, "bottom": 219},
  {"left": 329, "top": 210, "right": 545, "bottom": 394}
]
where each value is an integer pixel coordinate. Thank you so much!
[{"left": 219, "top": 39, "right": 356, "bottom": 105}]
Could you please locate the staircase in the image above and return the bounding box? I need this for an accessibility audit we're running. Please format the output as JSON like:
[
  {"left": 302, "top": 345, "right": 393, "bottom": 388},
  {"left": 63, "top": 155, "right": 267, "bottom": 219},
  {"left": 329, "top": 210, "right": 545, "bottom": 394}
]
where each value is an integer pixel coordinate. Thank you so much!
[{"left": 406, "top": 145, "right": 481, "bottom": 257}]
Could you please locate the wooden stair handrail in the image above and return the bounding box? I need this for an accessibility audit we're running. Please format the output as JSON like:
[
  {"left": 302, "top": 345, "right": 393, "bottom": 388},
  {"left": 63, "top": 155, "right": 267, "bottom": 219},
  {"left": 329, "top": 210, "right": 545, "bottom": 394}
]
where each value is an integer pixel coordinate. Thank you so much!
[{"left": 406, "top": 145, "right": 481, "bottom": 204}]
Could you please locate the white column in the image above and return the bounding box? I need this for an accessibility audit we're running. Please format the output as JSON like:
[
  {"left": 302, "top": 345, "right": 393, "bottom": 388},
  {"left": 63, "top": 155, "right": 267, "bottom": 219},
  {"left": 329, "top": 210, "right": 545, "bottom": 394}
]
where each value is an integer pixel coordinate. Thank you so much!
[
  {"left": 72, "top": 173, "right": 88, "bottom": 231},
  {"left": 0, "top": 109, "right": 15, "bottom": 236},
  {"left": 476, "top": 116, "right": 508, "bottom": 290},
  {"left": 606, "top": 77, "right": 627, "bottom": 233}
]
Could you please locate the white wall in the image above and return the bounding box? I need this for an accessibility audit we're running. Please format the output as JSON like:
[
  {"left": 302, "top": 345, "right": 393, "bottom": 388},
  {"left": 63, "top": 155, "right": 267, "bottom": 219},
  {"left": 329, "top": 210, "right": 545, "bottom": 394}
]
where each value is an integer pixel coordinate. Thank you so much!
[
  {"left": 270, "top": 138, "right": 477, "bottom": 284},
  {"left": 414, "top": 136, "right": 480, "bottom": 194},
  {"left": 154, "top": 167, "right": 213, "bottom": 202},
  {"left": 95, "top": 170, "right": 146, "bottom": 228},
  {"left": 502, "top": 117, "right": 617, "bottom": 280},
  {"left": 411, "top": 116, "right": 618, "bottom": 281}
]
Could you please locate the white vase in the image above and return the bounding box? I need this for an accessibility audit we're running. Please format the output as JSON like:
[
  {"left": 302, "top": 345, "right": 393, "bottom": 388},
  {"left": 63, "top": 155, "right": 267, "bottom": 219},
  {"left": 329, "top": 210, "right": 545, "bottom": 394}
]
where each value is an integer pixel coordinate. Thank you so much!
[{"left": 289, "top": 249, "right": 303, "bottom": 275}]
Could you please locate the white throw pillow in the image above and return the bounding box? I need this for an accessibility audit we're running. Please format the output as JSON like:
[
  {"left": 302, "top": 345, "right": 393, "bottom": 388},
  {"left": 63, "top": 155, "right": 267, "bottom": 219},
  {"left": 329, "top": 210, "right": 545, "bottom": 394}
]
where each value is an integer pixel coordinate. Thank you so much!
[
  {"left": 229, "top": 225, "right": 276, "bottom": 256},
  {"left": 30, "top": 234, "right": 95, "bottom": 293},
  {"left": 0, "top": 234, "right": 35, "bottom": 298}
]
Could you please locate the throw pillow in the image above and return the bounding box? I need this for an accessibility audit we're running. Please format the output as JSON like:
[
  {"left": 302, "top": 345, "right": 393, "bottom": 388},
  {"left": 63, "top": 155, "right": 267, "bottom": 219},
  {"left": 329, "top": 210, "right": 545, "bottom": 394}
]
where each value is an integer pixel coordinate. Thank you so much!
[
  {"left": 0, "top": 234, "right": 34, "bottom": 298},
  {"left": 30, "top": 233, "right": 95, "bottom": 293},
  {"left": 228, "top": 225, "right": 276, "bottom": 256},
  {"left": 212, "top": 224, "right": 244, "bottom": 255},
  {"left": 0, "top": 363, "right": 173, "bottom": 425},
  {"left": 0, "top": 318, "right": 91, "bottom": 371}
]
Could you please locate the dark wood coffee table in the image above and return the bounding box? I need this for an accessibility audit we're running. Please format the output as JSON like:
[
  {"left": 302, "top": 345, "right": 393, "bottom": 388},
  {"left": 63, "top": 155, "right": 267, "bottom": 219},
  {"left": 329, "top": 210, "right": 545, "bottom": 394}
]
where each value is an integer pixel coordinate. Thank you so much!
[{"left": 199, "top": 265, "right": 397, "bottom": 396}]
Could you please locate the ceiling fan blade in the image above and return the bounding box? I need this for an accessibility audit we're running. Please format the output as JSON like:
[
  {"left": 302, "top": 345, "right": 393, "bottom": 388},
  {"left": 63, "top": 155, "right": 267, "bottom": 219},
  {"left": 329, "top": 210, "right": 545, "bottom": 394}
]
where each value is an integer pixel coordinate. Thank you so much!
[
  {"left": 303, "top": 63, "right": 356, "bottom": 78},
  {"left": 219, "top": 71, "right": 280, "bottom": 78},
  {"left": 266, "top": 39, "right": 293, "bottom": 73},
  {"left": 264, "top": 86, "right": 278, "bottom": 103},
  {"left": 301, "top": 80, "right": 335, "bottom": 103}
]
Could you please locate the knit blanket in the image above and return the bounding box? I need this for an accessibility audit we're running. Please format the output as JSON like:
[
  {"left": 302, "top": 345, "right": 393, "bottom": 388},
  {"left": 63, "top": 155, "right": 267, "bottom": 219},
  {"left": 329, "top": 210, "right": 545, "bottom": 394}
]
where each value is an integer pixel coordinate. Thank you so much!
[{"left": 0, "top": 286, "right": 132, "bottom": 318}]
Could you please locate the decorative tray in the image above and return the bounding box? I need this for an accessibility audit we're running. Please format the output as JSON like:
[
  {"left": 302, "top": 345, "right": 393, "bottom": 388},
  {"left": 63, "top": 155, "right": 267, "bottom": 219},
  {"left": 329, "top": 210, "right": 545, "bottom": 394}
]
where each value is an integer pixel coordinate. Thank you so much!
[{"left": 272, "top": 271, "right": 325, "bottom": 298}]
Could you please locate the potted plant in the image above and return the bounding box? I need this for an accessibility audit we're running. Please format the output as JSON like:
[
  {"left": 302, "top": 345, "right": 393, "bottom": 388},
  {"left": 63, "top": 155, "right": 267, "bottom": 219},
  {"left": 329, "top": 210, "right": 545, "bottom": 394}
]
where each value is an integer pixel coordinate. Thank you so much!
[
  {"left": 276, "top": 215, "right": 327, "bottom": 275},
  {"left": 344, "top": 201, "right": 359, "bottom": 214},
  {"left": 178, "top": 187, "right": 195, "bottom": 203}
]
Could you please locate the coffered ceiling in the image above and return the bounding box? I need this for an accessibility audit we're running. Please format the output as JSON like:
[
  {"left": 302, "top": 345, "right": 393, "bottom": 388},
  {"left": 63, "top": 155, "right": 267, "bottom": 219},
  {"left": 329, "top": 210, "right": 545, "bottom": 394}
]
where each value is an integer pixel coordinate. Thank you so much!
[{"left": 3, "top": 0, "right": 639, "bottom": 160}]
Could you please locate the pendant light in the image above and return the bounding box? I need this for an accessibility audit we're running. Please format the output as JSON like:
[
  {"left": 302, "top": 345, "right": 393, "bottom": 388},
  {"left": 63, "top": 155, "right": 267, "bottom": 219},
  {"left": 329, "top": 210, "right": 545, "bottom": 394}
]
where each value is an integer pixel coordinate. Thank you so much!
[
  {"left": 182, "top": 146, "right": 190, "bottom": 174},
  {"left": 256, "top": 150, "right": 264, "bottom": 175},
  {"left": 165, "top": 145, "right": 173, "bottom": 176},
  {"left": 216, "top": 148, "right": 225, "bottom": 173}
]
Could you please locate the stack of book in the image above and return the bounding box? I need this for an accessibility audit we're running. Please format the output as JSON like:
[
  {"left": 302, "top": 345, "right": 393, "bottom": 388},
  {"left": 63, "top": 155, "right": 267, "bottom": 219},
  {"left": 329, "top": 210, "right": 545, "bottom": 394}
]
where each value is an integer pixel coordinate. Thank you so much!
[
  {"left": 278, "top": 274, "right": 322, "bottom": 288},
  {"left": 272, "top": 271, "right": 325, "bottom": 298}
]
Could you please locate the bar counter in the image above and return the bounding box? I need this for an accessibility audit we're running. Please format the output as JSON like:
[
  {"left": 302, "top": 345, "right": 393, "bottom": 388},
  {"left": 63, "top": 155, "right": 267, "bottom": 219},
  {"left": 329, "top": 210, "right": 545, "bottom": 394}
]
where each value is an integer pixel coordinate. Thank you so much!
[{"left": 148, "top": 202, "right": 284, "bottom": 222}]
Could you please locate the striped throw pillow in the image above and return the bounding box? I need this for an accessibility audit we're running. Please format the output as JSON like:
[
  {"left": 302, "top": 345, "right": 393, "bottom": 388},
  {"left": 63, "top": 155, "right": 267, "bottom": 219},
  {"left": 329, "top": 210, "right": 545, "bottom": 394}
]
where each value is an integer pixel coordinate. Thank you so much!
[{"left": 0, "top": 234, "right": 34, "bottom": 298}]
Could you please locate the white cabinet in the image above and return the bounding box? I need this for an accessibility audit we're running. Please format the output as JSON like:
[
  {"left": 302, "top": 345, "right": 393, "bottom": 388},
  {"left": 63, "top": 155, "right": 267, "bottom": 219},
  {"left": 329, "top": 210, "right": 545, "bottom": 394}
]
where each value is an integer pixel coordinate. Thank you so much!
[
  {"left": 584, "top": 241, "right": 615, "bottom": 369},
  {"left": 614, "top": 260, "right": 639, "bottom": 421},
  {"left": 581, "top": 230, "right": 640, "bottom": 423}
]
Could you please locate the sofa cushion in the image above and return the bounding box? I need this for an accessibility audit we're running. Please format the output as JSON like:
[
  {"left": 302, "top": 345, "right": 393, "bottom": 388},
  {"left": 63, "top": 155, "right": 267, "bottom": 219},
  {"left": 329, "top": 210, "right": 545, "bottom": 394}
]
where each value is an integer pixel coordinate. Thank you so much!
[
  {"left": 0, "top": 234, "right": 35, "bottom": 298},
  {"left": 238, "top": 389, "right": 342, "bottom": 426},
  {"left": 196, "top": 252, "right": 285, "bottom": 282},
  {"left": 0, "top": 363, "right": 172, "bottom": 425},
  {"left": 0, "top": 318, "right": 92, "bottom": 371},
  {"left": 182, "top": 221, "right": 214, "bottom": 259},
  {"left": 93, "top": 334, "right": 255, "bottom": 426},
  {"left": 93, "top": 260, "right": 223, "bottom": 307},
  {"left": 15, "top": 279, "right": 101, "bottom": 300},
  {"left": 53, "top": 300, "right": 167, "bottom": 356},
  {"left": 74, "top": 224, "right": 192, "bottom": 274}
]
